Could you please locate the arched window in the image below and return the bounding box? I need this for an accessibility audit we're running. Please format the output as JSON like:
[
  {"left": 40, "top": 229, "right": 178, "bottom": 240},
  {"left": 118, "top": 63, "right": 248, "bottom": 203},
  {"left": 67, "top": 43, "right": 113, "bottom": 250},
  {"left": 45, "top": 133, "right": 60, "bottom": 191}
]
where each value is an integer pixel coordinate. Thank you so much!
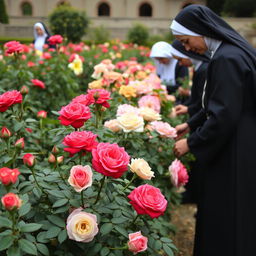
[
  {"left": 21, "top": 2, "right": 32, "bottom": 16},
  {"left": 139, "top": 3, "right": 152, "bottom": 17},
  {"left": 98, "top": 2, "right": 110, "bottom": 16}
]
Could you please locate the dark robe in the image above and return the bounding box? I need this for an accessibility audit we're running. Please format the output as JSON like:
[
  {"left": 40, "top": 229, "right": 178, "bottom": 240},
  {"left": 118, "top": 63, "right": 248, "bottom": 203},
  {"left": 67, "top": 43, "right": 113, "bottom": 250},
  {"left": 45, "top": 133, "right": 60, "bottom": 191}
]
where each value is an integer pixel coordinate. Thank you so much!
[{"left": 187, "top": 42, "right": 256, "bottom": 256}]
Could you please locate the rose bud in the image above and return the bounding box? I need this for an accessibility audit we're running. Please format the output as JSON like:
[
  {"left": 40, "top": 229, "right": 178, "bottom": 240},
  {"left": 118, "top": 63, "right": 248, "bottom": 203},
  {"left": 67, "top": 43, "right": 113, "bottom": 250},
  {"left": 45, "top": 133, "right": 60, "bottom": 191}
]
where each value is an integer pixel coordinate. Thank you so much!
[
  {"left": 57, "top": 156, "right": 64, "bottom": 164},
  {"left": 15, "top": 138, "right": 25, "bottom": 149},
  {"left": 52, "top": 145, "right": 59, "bottom": 155},
  {"left": 0, "top": 167, "right": 20, "bottom": 185},
  {"left": 23, "top": 153, "right": 35, "bottom": 167},
  {"left": 48, "top": 153, "right": 56, "bottom": 164},
  {"left": 37, "top": 110, "right": 47, "bottom": 119},
  {"left": 20, "top": 85, "right": 29, "bottom": 95},
  {"left": 1, "top": 193, "right": 22, "bottom": 211},
  {"left": 128, "top": 231, "right": 148, "bottom": 254},
  {"left": 0, "top": 127, "right": 12, "bottom": 138}
]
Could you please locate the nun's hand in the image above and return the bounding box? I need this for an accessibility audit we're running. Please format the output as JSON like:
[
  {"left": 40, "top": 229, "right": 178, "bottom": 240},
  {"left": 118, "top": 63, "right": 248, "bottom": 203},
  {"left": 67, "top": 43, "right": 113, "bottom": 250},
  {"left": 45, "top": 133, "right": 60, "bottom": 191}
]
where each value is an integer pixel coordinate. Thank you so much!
[
  {"left": 175, "top": 104, "right": 188, "bottom": 115},
  {"left": 175, "top": 123, "right": 190, "bottom": 140},
  {"left": 174, "top": 139, "right": 189, "bottom": 157}
]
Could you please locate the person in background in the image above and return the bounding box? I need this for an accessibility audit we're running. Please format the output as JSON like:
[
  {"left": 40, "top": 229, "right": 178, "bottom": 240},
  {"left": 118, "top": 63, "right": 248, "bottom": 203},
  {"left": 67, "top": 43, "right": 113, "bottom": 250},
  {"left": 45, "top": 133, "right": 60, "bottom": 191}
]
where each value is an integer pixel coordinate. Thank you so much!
[
  {"left": 150, "top": 41, "right": 188, "bottom": 94},
  {"left": 171, "top": 4, "right": 256, "bottom": 256},
  {"left": 33, "top": 22, "right": 55, "bottom": 53}
]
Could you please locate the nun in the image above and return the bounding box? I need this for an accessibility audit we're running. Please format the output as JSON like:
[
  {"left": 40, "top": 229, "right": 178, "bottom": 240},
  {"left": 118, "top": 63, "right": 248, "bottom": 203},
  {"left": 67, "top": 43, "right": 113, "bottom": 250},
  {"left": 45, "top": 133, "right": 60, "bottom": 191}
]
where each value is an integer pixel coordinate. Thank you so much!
[
  {"left": 33, "top": 22, "right": 55, "bottom": 52},
  {"left": 170, "top": 39, "right": 210, "bottom": 118},
  {"left": 150, "top": 41, "right": 189, "bottom": 94},
  {"left": 171, "top": 4, "right": 256, "bottom": 256},
  {"left": 170, "top": 39, "right": 210, "bottom": 205}
]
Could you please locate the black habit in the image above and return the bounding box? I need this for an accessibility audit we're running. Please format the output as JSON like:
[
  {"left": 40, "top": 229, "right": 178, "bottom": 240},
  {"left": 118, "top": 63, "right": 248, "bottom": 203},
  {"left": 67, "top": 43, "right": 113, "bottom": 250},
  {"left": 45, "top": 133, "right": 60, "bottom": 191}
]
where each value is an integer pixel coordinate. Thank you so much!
[{"left": 173, "top": 5, "right": 256, "bottom": 256}]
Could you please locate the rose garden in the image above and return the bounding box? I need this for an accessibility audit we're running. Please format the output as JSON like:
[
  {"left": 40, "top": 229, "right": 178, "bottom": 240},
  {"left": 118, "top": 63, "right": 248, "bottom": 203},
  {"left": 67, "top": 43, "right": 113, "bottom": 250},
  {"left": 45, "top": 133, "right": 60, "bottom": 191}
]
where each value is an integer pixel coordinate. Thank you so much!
[{"left": 0, "top": 37, "right": 192, "bottom": 256}]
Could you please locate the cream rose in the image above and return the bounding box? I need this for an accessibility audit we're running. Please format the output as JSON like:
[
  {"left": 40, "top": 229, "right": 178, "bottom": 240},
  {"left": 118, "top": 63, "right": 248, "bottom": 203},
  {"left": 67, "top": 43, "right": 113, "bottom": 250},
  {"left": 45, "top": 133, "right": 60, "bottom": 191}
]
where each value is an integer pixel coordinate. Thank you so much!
[
  {"left": 88, "top": 79, "right": 103, "bottom": 89},
  {"left": 104, "top": 119, "right": 121, "bottom": 132},
  {"left": 129, "top": 158, "right": 154, "bottom": 180},
  {"left": 66, "top": 208, "right": 99, "bottom": 243},
  {"left": 117, "top": 113, "right": 144, "bottom": 133},
  {"left": 139, "top": 107, "right": 161, "bottom": 122}
]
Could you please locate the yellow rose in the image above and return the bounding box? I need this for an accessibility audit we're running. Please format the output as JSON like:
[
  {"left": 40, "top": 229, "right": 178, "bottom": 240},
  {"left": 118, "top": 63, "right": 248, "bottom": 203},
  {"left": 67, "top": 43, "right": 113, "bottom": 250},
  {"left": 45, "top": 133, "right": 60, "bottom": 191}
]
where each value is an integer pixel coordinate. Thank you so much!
[
  {"left": 88, "top": 79, "right": 103, "bottom": 89},
  {"left": 119, "top": 85, "right": 137, "bottom": 98},
  {"left": 136, "top": 71, "right": 147, "bottom": 80},
  {"left": 66, "top": 208, "right": 99, "bottom": 243},
  {"left": 117, "top": 113, "right": 144, "bottom": 133},
  {"left": 68, "top": 55, "right": 83, "bottom": 75},
  {"left": 139, "top": 107, "right": 161, "bottom": 122},
  {"left": 129, "top": 158, "right": 155, "bottom": 180}
]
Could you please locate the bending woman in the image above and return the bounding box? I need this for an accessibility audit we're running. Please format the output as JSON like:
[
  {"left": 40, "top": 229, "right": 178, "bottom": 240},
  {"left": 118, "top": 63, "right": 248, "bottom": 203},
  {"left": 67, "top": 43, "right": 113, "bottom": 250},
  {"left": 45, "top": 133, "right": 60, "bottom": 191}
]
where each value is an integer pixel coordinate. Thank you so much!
[{"left": 171, "top": 5, "right": 256, "bottom": 256}]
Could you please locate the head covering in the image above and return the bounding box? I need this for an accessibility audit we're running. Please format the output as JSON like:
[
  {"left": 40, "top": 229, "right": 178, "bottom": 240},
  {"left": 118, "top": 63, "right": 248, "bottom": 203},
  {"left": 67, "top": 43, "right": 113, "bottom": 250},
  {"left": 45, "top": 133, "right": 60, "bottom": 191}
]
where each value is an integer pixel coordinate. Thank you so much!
[
  {"left": 33, "top": 22, "right": 50, "bottom": 52},
  {"left": 150, "top": 41, "right": 178, "bottom": 85},
  {"left": 172, "top": 39, "right": 210, "bottom": 62},
  {"left": 170, "top": 5, "right": 256, "bottom": 64},
  {"left": 171, "top": 20, "right": 200, "bottom": 36}
]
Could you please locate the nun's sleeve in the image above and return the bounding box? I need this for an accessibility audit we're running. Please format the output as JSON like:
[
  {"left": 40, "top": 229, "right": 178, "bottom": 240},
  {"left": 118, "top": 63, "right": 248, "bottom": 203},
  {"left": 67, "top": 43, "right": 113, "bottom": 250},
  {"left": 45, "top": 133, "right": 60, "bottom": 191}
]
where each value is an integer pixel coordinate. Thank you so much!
[{"left": 187, "top": 55, "right": 244, "bottom": 163}]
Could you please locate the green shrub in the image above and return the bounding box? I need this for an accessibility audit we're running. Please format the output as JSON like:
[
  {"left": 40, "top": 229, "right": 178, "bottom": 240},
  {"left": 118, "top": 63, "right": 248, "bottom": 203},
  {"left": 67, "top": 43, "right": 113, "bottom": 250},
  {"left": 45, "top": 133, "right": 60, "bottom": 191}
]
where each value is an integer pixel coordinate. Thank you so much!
[
  {"left": 0, "top": 0, "right": 9, "bottom": 24},
  {"left": 127, "top": 23, "right": 149, "bottom": 45},
  {"left": 49, "top": 4, "right": 89, "bottom": 43},
  {"left": 87, "top": 25, "right": 111, "bottom": 44}
]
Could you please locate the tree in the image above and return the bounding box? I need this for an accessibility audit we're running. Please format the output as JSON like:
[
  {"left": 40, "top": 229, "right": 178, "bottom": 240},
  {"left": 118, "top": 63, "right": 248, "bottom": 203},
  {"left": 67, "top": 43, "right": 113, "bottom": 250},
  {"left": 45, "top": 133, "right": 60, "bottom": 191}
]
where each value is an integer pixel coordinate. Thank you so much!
[
  {"left": 223, "top": 0, "right": 256, "bottom": 17},
  {"left": 206, "top": 0, "right": 225, "bottom": 15},
  {"left": 127, "top": 23, "right": 149, "bottom": 45},
  {"left": 0, "top": 0, "right": 9, "bottom": 24},
  {"left": 49, "top": 4, "right": 89, "bottom": 43}
]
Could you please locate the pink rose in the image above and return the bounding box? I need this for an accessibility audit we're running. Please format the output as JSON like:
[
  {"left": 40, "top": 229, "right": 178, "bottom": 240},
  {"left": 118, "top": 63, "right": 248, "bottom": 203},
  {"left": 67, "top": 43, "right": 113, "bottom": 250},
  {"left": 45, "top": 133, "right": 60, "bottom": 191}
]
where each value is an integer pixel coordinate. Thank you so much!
[
  {"left": 1, "top": 193, "right": 22, "bottom": 211},
  {"left": 31, "top": 79, "right": 45, "bottom": 89},
  {"left": 66, "top": 208, "right": 98, "bottom": 242},
  {"left": 128, "top": 231, "right": 148, "bottom": 254},
  {"left": 63, "top": 131, "right": 98, "bottom": 156},
  {"left": 0, "top": 167, "right": 20, "bottom": 185},
  {"left": 71, "top": 94, "right": 94, "bottom": 106},
  {"left": 87, "top": 89, "right": 111, "bottom": 108},
  {"left": 58, "top": 102, "right": 91, "bottom": 128},
  {"left": 169, "top": 159, "right": 189, "bottom": 187},
  {"left": 37, "top": 110, "right": 47, "bottom": 119},
  {"left": 68, "top": 165, "right": 93, "bottom": 192},
  {"left": 4, "top": 41, "right": 23, "bottom": 54},
  {"left": 23, "top": 153, "right": 35, "bottom": 167},
  {"left": 48, "top": 35, "right": 63, "bottom": 45},
  {"left": 128, "top": 184, "right": 167, "bottom": 218},
  {"left": 0, "top": 90, "right": 22, "bottom": 112},
  {"left": 150, "top": 121, "right": 177, "bottom": 138},
  {"left": 92, "top": 142, "right": 130, "bottom": 178},
  {"left": 116, "top": 104, "right": 139, "bottom": 116},
  {"left": 15, "top": 137, "right": 25, "bottom": 149},
  {"left": 138, "top": 95, "right": 161, "bottom": 113}
]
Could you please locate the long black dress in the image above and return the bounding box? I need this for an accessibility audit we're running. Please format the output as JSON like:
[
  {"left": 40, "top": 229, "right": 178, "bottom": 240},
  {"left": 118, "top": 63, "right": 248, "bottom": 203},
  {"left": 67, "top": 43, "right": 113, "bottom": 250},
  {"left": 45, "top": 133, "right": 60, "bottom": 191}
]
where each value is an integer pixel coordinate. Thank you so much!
[{"left": 172, "top": 4, "right": 256, "bottom": 256}]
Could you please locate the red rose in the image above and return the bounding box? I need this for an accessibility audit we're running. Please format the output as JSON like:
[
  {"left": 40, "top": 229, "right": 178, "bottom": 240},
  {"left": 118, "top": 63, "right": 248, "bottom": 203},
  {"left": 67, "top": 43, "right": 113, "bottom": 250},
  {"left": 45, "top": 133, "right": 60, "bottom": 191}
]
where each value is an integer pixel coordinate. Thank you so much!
[
  {"left": 37, "top": 110, "right": 47, "bottom": 119},
  {"left": 92, "top": 142, "right": 130, "bottom": 178},
  {"left": 0, "top": 167, "right": 20, "bottom": 185},
  {"left": 23, "top": 153, "right": 35, "bottom": 167},
  {"left": 15, "top": 137, "right": 25, "bottom": 149},
  {"left": 1, "top": 193, "right": 22, "bottom": 211},
  {"left": 63, "top": 131, "right": 98, "bottom": 156},
  {"left": 58, "top": 102, "right": 91, "bottom": 128},
  {"left": 48, "top": 35, "right": 63, "bottom": 45},
  {"left": 0, "top": 127, "right": 11, "bottom": 138},
  {"left": 128, "top": 184, "right": 167, "bottom": 218},
  {"left": 87, "top": 89, "right": 111, "bottom": 108},
  {"left": 0, "top": 90, "right": 23, "bottom": 112},
  {"left": 31, "top": 79, "right": 45, "bottom": 89},
  {"left": 71, "top": 94, "right": 94, "bottom": 106},
  {"left": 4, "top": 41, "right": 23, "bottom": 54}
]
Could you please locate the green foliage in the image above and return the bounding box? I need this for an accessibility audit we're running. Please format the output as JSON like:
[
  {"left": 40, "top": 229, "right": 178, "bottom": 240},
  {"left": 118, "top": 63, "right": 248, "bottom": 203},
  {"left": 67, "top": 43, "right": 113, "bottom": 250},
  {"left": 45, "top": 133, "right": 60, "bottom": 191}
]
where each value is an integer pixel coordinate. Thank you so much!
[
  {"left": 49, "top": 4, "right": 89, "bottom": 43},
  {"left": 0, "top": 0, "right": 9, "bottom": 24},
  {"left": 87, "top": 25, "right": 111, "bottom": 44},
  {"left": 127, "top": 23, "right": 149, "bottom": 45},
  {"left": 222, "top": 0, "right": 256, "bottom": 17},
  {"left": 206, "top": 0, "right": 226, "bottom": 15},
  {"left": 0, "top": 37, "right": 33, "bottom": 45}
]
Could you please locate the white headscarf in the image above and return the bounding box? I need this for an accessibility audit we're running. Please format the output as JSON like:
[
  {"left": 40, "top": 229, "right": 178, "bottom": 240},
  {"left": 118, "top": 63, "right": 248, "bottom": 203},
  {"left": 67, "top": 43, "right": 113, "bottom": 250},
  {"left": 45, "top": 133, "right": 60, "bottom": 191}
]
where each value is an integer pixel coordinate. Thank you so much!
[
  {"left": 33, "top": 22, "right": 47, "bottom": 52},
  {"left": 150, "top": 41, "right": 178, "bottom": 85}
]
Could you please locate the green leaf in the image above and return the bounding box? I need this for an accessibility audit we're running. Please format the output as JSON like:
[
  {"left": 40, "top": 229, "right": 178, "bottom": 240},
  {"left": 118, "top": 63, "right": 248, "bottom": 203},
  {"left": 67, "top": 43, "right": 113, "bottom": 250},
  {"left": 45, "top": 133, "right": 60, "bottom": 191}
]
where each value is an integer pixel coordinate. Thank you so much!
[
  {"left": 52, "top": 198, "right": 68, "bottom": 208},
  {"left": 87, "top": 243, "right": 102, "bottom": 256},
  {"left": 163, "top": 244, "right": 174, "bottom": 256},
  {"left": 36, "top": 232, "right": 49, "bottom": 244},
  {"left": 19, "top": 203, "right": 31, "bottom": 217},
  {"left": 0, "top": 236, "right": 14, "bottom": 251},
  {"left": 32, "top": 187, "right": 42, "bottom": 199},
  {"left": 46, "top": 190, "right": 65, "bottom": 198},
  {"left": 111, "top": 217, "right": 129, "bottom": 224},
  {"left": 58, "top": 229, "right": 67, "bottom": 244},
  {"left": 0, "top": 230, "right": 12, "bottom": 236},
  {"left": 7, "top": 246, "right": 21, "bottom": 256},
  {"left": 36, "top": 243, "right": 49, "bottom": 256},
  {"left": 0, "top": 216, "right": 12, "bottom": 228},
  {"left": 160, "top": 237, "right": 173, "bottom": 243},
  {"left": 100, "top": 223, "right": 113, "bottom": 236},
  {"left": 114, "top": 226, "right": 128, "bottom": 238},
  {"left": 45, "top": 226, "right": 61, "bottom": 239},
  {"left": 100, "top": 247, "right": 110, "bottom": 256},
  {"left": 20, "top": 223, "right": 42, "bottom": 233},
  {"left": 19, "top": 239, "right": 37, "bottom": 255},
  {"left": 47, "top": 215, "right": 65, "bottom": 228}
]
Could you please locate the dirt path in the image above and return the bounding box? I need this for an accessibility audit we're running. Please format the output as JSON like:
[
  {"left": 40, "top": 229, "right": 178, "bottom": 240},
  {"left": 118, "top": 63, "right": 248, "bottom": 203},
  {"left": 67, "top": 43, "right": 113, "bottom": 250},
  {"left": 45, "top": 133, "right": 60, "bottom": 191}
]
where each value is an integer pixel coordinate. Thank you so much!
[{"left": 170, "top": 204, "right": 197, "bottom": 256}]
